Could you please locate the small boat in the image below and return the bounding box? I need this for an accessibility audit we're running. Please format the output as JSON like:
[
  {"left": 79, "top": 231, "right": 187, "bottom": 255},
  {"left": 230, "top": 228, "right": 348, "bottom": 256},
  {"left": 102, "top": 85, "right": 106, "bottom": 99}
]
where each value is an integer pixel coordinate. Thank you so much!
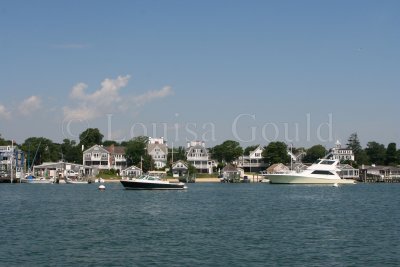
[
  {"left": 120, "top": 174, "right": 187, "bottom": 190},
  {"left": 267, "top": 159, "right": 356, "bottom": 185},
  {"left": 64, "top": 177, "right": 89, "bottom": 184},
  {"left": 21, "top": 175, "right": 54, "bottom": 184}
]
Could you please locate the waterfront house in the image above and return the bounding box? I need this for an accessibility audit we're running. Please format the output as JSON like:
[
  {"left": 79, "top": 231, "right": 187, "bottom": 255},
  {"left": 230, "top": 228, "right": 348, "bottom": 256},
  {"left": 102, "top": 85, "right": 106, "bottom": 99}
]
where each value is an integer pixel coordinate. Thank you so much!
[
  {"left": 83, "top": 145, "right": 111, "bottom": 170},
  {"left": 0, "top": 145, "right": 14, "bottom": 172},
  {"left": 337, "top": 164, "right": 359, "bottom": 180},
  {"left": 359, "top": 165, "right": 400, "bottom": 182},
  {"left": 147, "top": 137, "right": 168, "bottom": 169},
  {"left": 222, "top": 164, "right": 243, "bottom": 181},
  {"left": 106, "top": 144, "right": 127, "bottom": 171},
  {"left": 33, "top": 162, "right": 94, "bottom": 179},
  {"left": 186, "top": 141, "right": 213, "bottom": 174},
  {"left": 326, "top": 140, "right": 355, "bottom": 162},
  {"left": 222, "top": 164, "right": 244, "bottom": 177},
  {"left": 236, "top": 145, "right": 267, "bottom": 172},
  {"left": 171, "top": 160, "right": 188, "bottom": 177},
  {"left": 121, "top": 165, "right": 142, "bottom": 178},
  {"left": 83, "top": 144, "right": 127, "bottom": 172}
]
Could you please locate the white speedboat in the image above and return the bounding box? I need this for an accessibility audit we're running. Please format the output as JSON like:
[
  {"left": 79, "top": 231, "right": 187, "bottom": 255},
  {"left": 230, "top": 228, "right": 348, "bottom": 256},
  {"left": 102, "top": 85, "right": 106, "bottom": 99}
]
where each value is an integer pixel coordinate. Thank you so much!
[
  {"left": 267, "top": 159, "right": 356, "bottom": 184},
  {"left": 64, "top": 177, "right": 89, "bottom": 184},
  {"left": 120, "top": 174, "right": 187, "bottom": 190}
]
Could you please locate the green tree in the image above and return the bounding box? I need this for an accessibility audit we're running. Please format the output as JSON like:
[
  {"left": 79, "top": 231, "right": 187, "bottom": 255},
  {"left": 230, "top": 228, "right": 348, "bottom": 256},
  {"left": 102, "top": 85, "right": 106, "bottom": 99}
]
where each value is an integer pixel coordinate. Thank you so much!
[
  {"left": 60, "top": 139, "right": 82, "bottom": 163},
  {"left": 365, "top": 141, "right": 386, "bottom": 165},
  {"left": 102, "top": 140, "right": 120, "bottom": 147},
  {"left": 141, "top": 154, "right": 154, "bottom": 173},
  {"left": 346, "top": 133, "right": 368, "bottom": 164},
  {"left": 212, "top": 140, "right": 243, "bottom": 163},
  {"left": 262, "top": 142, "right": 290, "bottom": 166},
  {"left": 21, "top": 137, "right": 60, "bottom": 166},
  {"left": 188, "top": 163, "right": 198, "bottom": 175},
  {"left": 0, "top": 134, "right": 12, "bottom": 146},
  {"left": 385, "top": 143, "right": 398, "bottom": 166},
  {"left": 79, "top": 128, "right": 104, "bottom": 150},
  {"left": 168, "top": 146, "right": 186, "bottom": 163},
  {"left": 303, "top": 145, "right": 327, "bottom": 163},
  {"left": 125, "top": 136, "right": 149, "bottom": 167},
  {"left": 243, "top": 145, "right": 259, "bottom": 156}
]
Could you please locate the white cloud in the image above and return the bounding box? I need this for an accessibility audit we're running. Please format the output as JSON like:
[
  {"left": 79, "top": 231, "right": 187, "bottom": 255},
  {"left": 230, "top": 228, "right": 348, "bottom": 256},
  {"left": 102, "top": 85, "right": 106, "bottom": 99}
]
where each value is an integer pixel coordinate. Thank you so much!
[
  {"left": 133, "top": 86, "right": 174, "bottom": 107},
  {"left": 0, "top": 104, "right": 11, "bottom": 119},
  {"left": 18, "top": 96, "right": 42, "bottom": 116},
  {"left": 63, "top": 75, "right": 173, "bottom": 121}
]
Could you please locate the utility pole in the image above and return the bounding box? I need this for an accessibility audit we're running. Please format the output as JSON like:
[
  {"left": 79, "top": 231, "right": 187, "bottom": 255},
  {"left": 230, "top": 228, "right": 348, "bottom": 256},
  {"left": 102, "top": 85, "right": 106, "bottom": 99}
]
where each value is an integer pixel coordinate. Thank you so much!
[{"left": 10, "top": 140, "right": 14, "bottom": 183}]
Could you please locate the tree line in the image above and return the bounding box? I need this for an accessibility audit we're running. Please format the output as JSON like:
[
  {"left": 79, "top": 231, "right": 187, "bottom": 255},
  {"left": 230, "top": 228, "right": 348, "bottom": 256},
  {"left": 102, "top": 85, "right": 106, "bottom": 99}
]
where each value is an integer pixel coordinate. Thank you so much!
[{"left": 1, "top": 131, "right": 399, "bottom": 171}]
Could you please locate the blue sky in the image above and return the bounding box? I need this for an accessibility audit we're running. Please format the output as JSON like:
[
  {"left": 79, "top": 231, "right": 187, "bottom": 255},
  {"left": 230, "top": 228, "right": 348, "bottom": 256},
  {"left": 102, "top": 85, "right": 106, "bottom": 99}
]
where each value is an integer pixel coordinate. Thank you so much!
[{"left": 0, "top": 0, "right": 399, "bottom": 148}]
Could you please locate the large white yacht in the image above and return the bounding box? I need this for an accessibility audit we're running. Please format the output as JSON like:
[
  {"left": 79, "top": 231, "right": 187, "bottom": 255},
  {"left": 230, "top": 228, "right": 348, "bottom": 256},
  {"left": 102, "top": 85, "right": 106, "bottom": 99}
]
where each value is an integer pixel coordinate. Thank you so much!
[{"left": 267, "top": 159, "right": 356, "bottom": 184}]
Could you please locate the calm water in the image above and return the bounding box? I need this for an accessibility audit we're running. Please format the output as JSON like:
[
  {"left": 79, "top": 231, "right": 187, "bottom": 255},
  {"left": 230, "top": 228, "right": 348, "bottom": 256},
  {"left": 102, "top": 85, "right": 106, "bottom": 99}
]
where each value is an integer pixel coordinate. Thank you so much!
[{"left": 0, "top": 183, "right": 399, "bottom": 267}]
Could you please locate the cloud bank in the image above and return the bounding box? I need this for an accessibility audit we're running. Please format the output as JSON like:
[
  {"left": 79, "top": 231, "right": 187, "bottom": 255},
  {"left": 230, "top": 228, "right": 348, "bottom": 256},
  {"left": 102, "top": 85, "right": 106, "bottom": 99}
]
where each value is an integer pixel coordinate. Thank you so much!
[
  {"left": 63, "top": 75, "right": 173, "bottom": 121},
  {"left": 18, "top": 96, "right": 42, "bottom": 116},
  {"left": 0, "top": 104, "right": 11, "bottom": 119}
]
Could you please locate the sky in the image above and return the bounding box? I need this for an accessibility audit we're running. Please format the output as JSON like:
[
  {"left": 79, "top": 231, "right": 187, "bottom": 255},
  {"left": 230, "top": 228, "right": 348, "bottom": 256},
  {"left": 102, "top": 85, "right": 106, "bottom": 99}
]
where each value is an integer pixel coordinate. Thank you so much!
[{"left": 0, "top": 0, "right": 399, "bottom": 148}]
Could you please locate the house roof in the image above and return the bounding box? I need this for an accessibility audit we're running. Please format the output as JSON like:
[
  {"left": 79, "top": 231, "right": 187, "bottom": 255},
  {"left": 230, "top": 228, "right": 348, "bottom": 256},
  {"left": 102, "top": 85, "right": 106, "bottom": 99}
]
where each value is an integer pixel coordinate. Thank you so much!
[
  {"left": 186, "top": 145, "right": 209, "bottom": 155},
  {"left": 122, "top": 165, "right": 142, "bottom": 171},
  {"left": 337, "top": 164, "right": 357, "bottom": 170},
  {"left": 83, "top": 145, "right": 109, "bottom": 154},
  {"left": 223, "top": 164, "right": 238, "bottom": 172},
  {"left": 267, "top": 163, "right": 289, "bottom": 172},
  {"left": 249, "top": 145, "right": 263, "bottom": 157},
  {"left": 362, "top": 165, "right": 400, "bottom": 171},
  {"left": 106, "top": 144, "right": 125, "bottom": 155},
  {"left": 147, "top": 143, "right": 168, "bottom": 154},
  {"left": 172, "top": 160, "right": 188, "bottom": 169}
]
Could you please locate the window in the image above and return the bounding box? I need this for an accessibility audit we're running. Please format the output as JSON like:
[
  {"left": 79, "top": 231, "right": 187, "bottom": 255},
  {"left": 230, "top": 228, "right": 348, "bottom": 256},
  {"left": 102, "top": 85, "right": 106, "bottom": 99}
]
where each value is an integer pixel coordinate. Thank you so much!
[
  {"left": 311, "top": 170, "right": 334, "bottom": 175},
  {"left": 320, "top": 160, "right": 335, "bottom": 165}
]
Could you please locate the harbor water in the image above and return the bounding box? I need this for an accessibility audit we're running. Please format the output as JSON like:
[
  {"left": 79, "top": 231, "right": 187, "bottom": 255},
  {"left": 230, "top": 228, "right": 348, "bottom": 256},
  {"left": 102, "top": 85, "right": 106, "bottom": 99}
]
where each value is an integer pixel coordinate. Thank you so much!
[{"left": 0, "top": 183, "right": 399, "bottom": 266}]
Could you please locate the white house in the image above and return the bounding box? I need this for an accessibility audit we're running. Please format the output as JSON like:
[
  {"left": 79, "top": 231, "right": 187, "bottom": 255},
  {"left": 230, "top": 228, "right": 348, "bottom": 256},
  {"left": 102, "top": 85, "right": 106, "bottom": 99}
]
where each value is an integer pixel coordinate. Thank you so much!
[
  {"left": 33, "top": 162, "right": 94, "bottom": 179},
  {"left": 83, "top": 145, "right": 111, "bottom": 170},
  {"left": 171, "top": 160, "right": 188, "bottom": 177},
  {"left": 237, "top": 145, "right": 267, "bottom": 172},
  {"left": 186, "top": 141, "right": 213, "bottom": 174},
  {"left": 121, "top": 165, "right": 142, "bottom": 178},
  {"left": 147, "top": 137, "right": 168, "bottom": 169},
  {"left": 337, "top": 164, "right": 359, "bottom": 180},
  {"left": 0, "top": 145, "right": 14, "bottom": 172},
  {"left": 326, "top": 140, "right": 355, "bottom": 162},
  {"left": 83, "top": 144, "right": 127, "bottom": 171}
]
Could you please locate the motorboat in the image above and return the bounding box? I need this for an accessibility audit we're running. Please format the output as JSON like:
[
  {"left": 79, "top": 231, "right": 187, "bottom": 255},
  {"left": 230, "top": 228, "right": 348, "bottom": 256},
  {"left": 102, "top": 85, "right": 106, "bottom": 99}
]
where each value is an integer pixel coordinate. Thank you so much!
[
  {"left": 21, "top": 175, "right": 54, "bottom": 184},
  {"left": 64, "top": 177, "right": 89, "bottom": 184},
  {"left": 267, "top": 159, "right": 356, "bottom": 184},
  {"left": 120, "top": 174, "right": 187, "bottom": 190}
]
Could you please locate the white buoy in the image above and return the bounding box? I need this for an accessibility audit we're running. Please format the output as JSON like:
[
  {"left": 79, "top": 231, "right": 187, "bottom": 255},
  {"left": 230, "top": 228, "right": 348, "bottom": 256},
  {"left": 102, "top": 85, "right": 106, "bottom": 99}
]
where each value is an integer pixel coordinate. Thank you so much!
[
  {"left": 333, "top": 183, "right": 339, "bottom": 187},
  {"left": 98, "top": 185, "right": 106, "bottom": 191}
]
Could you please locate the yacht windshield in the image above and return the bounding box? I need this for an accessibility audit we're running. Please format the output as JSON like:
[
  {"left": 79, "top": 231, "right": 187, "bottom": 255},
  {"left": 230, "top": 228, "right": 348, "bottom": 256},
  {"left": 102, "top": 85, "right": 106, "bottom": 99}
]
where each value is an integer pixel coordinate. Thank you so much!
[
  {"left": 311, "top": 170, "right": 334, "bottom": 175},
  {"left": 320, "top": 160, "right": 335, "bottom": 165}
]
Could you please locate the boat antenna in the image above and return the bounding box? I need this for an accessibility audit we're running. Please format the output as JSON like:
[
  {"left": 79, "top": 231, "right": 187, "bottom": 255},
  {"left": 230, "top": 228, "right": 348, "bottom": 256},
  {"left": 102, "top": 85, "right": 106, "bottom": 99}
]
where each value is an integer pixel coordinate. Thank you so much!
[
  {"left": 290, "top": 143, "right": 293, "bottom": 171},
  {"left": 30, "top": 140, "right": 42, "bottom": 173}
]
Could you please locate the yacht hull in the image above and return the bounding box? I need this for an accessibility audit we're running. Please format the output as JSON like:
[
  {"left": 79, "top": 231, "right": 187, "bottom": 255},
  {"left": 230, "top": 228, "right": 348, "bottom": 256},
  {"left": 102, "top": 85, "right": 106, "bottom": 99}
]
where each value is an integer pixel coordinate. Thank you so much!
[
  {"left": 120, "top": 180, "right": 187, "bottom": 190},
  {"left": 268, "top": 174, "right": 356, "bottom": 184}
]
